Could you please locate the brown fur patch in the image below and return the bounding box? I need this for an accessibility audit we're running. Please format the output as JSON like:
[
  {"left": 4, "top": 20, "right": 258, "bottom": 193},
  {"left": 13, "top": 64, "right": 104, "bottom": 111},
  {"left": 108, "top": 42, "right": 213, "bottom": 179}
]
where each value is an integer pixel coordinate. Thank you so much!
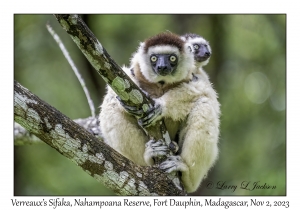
[
  {"left": 133, "top": 63, "right": 190, "bottom": 98},
  {"left": 144, "top": 32, "right": 184, "bottom": 53}
]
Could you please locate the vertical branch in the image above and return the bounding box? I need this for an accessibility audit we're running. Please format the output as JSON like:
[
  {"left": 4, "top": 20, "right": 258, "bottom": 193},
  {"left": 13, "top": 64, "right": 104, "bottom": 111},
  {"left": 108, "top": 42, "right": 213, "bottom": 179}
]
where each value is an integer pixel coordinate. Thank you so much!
[
  {"left": 46, "top": 23, "right": 96, "bottom": 118},
  {"left": 54, "top": 15, "right": 172, "bottom": 152},
  {"left": 54, "top": 14, "right": 183, "bottom": 191}
]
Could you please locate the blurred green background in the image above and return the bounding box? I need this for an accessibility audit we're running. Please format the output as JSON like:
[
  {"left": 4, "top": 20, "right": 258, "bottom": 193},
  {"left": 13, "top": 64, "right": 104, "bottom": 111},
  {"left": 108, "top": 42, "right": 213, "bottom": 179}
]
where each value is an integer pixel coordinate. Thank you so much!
[{"left": 14, "top": 14, "right": 286, "bottom": 196}]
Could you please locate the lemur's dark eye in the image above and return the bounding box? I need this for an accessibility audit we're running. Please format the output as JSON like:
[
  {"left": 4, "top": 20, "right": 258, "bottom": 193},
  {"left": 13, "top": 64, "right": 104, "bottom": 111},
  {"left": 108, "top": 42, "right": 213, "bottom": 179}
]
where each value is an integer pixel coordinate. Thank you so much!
[
  {"left": 169, "top": 55, "right": 177, "bottom": 62},
  {"left": 150, "top": 55, "right": 157, "bottom": 62},
  {"left": 193, "top": 44, "right": 199, "bottom": 50}
]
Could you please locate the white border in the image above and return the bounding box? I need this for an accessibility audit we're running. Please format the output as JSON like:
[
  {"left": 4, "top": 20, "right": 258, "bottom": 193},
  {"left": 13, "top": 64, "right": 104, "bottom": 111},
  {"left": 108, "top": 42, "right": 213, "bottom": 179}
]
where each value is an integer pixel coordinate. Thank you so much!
[{"left": 3, "top": 1, "right": 299, "bottom": 209}]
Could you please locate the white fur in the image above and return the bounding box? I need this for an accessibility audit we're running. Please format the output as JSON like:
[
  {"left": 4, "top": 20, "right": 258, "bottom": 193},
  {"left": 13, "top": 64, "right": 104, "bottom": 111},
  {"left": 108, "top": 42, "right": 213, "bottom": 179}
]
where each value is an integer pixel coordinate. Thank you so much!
[
  {"left": 183, "top": 36, "right": 212, "bottom": 69},
  {"left": 99, "top": 86, "right": 149, "bottom": 166},
  {"left": 99, "top": 40, "right": 220, "bottom": 193}
]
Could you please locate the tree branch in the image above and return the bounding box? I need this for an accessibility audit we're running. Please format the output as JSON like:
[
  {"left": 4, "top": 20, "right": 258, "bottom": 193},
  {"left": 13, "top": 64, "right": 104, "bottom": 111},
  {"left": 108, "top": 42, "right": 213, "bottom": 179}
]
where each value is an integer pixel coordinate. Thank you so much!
[
  {"left": 53, "top": 15, "right": 173, "bottom": 156},
  {"left": 14, "top": 117, "right": 101, "bottom": 145},
  {"left": 14, "top": 80, "right": 185, "bottom": 196},
  {"left": 46, "top": 23, "right": 96, "bottom": 118},
  {"left": 14, "top": 122, "right": 42, "bottom": 145},
  {"left": 53, "top": 14, "right": 183, "bottom": 191}
]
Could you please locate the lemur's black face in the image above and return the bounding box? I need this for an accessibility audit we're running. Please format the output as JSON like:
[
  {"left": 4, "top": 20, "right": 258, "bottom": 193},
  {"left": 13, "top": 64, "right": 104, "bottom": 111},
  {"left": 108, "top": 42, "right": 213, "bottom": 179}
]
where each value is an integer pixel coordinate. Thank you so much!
[
  {"left": 193, "top": 44, "right": 211, "bottom": 62},
  {"left": 150, "top": 54, "right": 178, "bottom": 76}
]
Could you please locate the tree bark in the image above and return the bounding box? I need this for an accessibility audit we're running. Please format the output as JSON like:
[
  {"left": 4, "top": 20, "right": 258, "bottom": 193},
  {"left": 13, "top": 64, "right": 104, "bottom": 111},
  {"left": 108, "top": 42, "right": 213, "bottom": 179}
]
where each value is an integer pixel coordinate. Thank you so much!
[
  {"left": 53, "top": 15, "right": 183, "bottom": 184},
  {"left": 14, "top": 80, "right": 185, "bottom": 196},
  {"left": 14, "top": 122, "right": 42, "bottom": 145},
  {"left": 54, "top": 14, "right": 171, "bottom": 148},
  {"left": 14, "top": 117, "right": 101, "bottom": 145}
]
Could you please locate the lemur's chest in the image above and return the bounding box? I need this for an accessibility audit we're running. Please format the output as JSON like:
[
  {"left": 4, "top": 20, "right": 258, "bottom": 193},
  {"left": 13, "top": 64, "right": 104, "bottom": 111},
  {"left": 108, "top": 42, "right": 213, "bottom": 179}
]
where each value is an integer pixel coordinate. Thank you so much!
[
  {"left": 138, "top": 81, "right": 179, "bottom": 98},
  {"left": 130, "top": 67, "right": 188, "bottom": 141},
  {"left": 131, "top": 66, "right": 187, "bottom": 98}
]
